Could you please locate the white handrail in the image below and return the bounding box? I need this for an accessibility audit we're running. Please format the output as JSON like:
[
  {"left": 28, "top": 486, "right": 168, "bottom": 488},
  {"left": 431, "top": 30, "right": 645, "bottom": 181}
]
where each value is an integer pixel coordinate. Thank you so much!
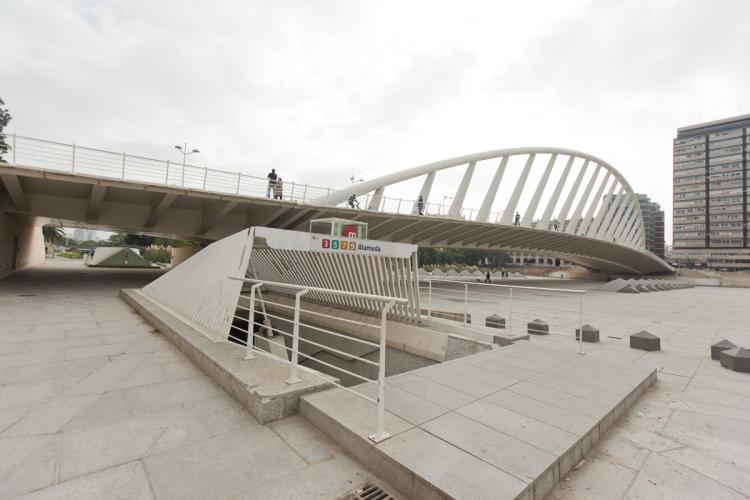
[
  {"left": 225, "top": 276, "right": 402, "bottom": 442},
  {"left": 423, "top": 277, "right": 586, "bottom": 294},
  {"left": 228, "top": 276, "right": 409, "bottom": 303}
]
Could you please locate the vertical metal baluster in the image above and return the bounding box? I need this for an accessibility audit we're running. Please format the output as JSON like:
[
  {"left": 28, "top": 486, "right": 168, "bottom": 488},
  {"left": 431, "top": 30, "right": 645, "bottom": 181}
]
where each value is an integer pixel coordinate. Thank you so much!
[
  {"left": 577, "top": 294, "right": 585, "bottom": 355},
  {"left": 245, "top": 284, "right": 262, "bottom": 360},
  {"left": 428, "top": 281, "right": 432, "bottom": 318},
  {"left": 464, "top": 283, "right": 469, "bottom": 324},
  {"left": 509, "top": 287, "right": 513, "bottom": 334},
  {"left": 285, "top": 289, "right": 309, "bottom": 384},
  {"left": 370, "top": 300, "right": 395, "bottom": 443}
]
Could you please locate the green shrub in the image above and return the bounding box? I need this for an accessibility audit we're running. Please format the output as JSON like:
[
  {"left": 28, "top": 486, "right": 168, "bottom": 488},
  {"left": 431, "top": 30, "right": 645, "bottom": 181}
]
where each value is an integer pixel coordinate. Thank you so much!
[
  {"left": 143, "top": 248, "right": 171, "bottom": 264},
  {"left": 56, "top": 252, "right": 81, "bottom": 259}
]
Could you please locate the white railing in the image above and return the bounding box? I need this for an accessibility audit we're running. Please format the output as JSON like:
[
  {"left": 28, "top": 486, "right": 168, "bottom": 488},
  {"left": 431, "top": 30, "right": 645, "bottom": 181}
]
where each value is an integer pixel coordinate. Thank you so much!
[
  {"left": 0, "top": 132, "right": 551, "bottom": 228},
  {"left": 1, "top": 132, "right": 350, "bottom": 205},
  {"left": 225, "top": 276, "right": 408, "bottom": 442},
  {"left": 420, "top": 278, "right": 587, "bottom": 354}
]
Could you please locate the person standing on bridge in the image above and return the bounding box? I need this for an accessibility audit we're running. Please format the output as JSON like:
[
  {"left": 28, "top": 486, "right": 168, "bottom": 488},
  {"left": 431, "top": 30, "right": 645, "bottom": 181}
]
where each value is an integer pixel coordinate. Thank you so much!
[
  {"left": 514, "top": 212, "right": 521, "bottom": 226},
  {"left": 275, "top": 177, "right": 283, "bottom": 200},
  {"left": 417, "top": 195, "right": 425, "bottom": 215},
  {"left": 266, "top": 169, "right": 278, "bottom": 198},
  {"left": 485, "top": 271, "right": 491, "bottom": 283}
]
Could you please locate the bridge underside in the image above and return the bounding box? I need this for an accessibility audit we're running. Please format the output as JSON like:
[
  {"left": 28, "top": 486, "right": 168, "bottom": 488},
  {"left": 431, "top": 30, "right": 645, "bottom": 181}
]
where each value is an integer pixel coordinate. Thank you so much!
[{"left": 0, "top": 164, "right": 670, "bottom": 275}]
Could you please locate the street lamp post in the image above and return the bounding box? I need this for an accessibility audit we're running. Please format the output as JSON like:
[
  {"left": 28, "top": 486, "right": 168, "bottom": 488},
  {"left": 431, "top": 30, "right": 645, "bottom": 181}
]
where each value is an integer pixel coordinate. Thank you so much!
[
  {"left": 175, "top": 143, "right": 200, "bottom": 187},
  {"left": 442, "top": 194, "right": 453, "bottom": 216}
]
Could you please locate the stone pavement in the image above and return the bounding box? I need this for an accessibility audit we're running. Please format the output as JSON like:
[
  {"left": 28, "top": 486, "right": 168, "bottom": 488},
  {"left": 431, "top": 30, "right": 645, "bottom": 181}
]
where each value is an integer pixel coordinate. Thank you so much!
[
  {"left": 529, "top": 287, "right": 750, "bottom": 500},
  {"left": 0, "top": 259, "right": 376, "bottom": 499}
]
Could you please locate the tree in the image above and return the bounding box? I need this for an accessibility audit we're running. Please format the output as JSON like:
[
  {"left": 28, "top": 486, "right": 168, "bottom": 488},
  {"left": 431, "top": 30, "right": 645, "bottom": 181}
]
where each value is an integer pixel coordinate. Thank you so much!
[
  {"left": 124, "top": 233, "right": 155, "bottom": 247},
  {"left": 42, "top": 224, "right": 66, "bottom": 246},
  {"left": 0, "top": 97, "right": 11, "bottom": 163}
]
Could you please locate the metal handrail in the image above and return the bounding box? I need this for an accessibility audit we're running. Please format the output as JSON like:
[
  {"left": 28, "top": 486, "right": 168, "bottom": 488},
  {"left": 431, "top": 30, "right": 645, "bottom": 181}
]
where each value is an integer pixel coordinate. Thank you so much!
[
  {"left": 420, "top": 278, "right": 586, "bottom": 355},
  {"left": 225, "top": 276, "right": 403, "bottom": 441}
]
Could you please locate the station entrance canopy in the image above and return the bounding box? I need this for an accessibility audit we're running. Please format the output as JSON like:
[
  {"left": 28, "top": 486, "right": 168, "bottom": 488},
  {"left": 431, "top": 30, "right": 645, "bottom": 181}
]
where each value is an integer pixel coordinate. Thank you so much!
[{"left": 142, "top": 225, "right": 420, "bottom": 342}]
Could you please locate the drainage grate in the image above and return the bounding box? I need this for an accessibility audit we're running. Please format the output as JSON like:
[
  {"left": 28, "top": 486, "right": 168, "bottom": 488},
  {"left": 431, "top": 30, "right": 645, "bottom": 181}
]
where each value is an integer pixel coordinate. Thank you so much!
[{"left": 341, "top": 482, "right": 397, "bottom": 500}]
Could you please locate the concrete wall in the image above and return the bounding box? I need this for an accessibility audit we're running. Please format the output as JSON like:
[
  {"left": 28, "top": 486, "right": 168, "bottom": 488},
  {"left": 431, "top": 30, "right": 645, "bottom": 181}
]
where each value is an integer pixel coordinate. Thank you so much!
[{"left": 0, "top": 211, "right": 44, "bottom": 278}]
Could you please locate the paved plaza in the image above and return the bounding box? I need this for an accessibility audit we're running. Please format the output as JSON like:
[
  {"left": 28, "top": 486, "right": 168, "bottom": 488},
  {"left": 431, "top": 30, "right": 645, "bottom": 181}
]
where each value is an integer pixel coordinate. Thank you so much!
[
  {"left": 0, "top": 260, "right": 375, "bottom": 500},
  {"left": 2, "top": 260, "right": 750, "bottom": 499}
]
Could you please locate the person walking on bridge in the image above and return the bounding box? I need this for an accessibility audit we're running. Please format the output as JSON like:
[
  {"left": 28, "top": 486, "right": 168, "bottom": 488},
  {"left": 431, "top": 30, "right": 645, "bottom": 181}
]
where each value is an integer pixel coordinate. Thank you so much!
[
  {"left": 485, "top": 271, "right": 491, "bottom": 283},
  {"left": 266, "top": 169, "right": 278, "bottom": 198},
  {"left": 275, "top": 177, "right": 284, "bottom": 200}
]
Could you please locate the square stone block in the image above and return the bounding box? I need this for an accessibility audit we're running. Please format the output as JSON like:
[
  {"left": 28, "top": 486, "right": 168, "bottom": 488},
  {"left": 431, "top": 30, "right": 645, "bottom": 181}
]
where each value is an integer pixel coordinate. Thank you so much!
[
  {"left": 719, "top": 347, "right": 750, "bottom": 373},
  {"left": 575, "top": 324, "right": 600, "bottom": 343},
  {"left": 630, "top": 331, "right": 660, "bottom": 351},
  {"left": 486, "top": 314, "right": 506, "bottom": 329},
  {"left": 527, "top": 319, "right": 549, "bottom": 335},
  {"left": 711, "top": 339, "right": 737, "bottom": 360}
]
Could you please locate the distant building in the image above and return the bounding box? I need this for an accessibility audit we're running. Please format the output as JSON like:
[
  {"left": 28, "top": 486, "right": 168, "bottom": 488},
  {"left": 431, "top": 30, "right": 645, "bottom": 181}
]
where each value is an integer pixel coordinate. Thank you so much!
[
  {"left": 636, "top": 194, "right": 665, "bottom": 259},
  {"left": 72, "top": 228, "right": 97, "bottom": 242},
  {"left": 599, "top": 193, "right": 665, "bottom": 259},
  {"left": 673, "top": 114, "right": 750, "bottom": 269}
]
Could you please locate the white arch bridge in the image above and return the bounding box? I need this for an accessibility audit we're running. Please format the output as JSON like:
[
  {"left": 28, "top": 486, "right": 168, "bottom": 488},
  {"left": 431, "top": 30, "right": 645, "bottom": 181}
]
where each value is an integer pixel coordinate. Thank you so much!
[{"left": 0, "top": 134, "right": 671, "bottom": 275}]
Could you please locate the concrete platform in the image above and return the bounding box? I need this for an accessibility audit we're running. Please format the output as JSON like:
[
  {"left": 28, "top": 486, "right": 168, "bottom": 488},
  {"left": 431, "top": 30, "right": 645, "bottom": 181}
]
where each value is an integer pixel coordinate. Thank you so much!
[
  {"left": 300, "top": 341, "right": 656, "bottom": 500},
  {"left": 121, "top": 288, "right": 335, "bottom": 423}
]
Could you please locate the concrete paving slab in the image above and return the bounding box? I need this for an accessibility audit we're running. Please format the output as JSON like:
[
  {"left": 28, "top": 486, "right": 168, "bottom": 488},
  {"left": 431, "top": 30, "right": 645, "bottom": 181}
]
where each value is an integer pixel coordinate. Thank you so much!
[
  {"left": 412, "top": 360, "right": 520, "bottom": 398},
  {"left": 16, "top": 461, "right": 154, "bottom": 500},
  {"left": 482, "top": 389, "right": 598, "bottom": 435},
  {"left": 0, "top": 435, "right": 58, "bottom": 498},
  {"left": 375, "top": 427, "right": 530, "bottom": 500},
  {"left": 422, "top": 411, "right": 557, "bottom": 484},
  {"left": 143, "top": 426, "right": 308, "bottom": 500},
  {"left": 624, "top": 452, "right": 745, "bottom": 500},
  {"left": 546, "top": 451, "right": 638, "bottom": 500},
  {"left": 457, "top": 399, "right": 579, "bottom": 455},
  {"left": 352, "top": 382, "right": 451, "bottom": 425},
  {"left": 387, "top": 372, "right": 476, "bottom": 409}
]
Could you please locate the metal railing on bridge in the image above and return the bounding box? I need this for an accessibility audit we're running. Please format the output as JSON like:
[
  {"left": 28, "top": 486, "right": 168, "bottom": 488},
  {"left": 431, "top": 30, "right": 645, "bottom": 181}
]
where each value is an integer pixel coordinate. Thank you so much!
[{"left": 1, "top": 132, "right": 515, "bottom": 223}]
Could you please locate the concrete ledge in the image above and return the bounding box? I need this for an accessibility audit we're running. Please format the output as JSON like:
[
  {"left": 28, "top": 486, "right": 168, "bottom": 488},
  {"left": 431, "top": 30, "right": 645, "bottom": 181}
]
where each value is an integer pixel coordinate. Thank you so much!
[
  {"left": 121, "top": 288, "right": 335, "bottom": 424},
  {"left": 301, "top": 345, "right": 657, "bottom": 500}
]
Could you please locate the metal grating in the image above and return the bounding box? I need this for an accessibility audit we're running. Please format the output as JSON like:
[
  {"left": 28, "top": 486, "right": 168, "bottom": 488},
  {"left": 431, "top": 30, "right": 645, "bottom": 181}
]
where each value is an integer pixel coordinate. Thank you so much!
[{"left": 340, "top": 482, "right": 397, "bottom": 500}]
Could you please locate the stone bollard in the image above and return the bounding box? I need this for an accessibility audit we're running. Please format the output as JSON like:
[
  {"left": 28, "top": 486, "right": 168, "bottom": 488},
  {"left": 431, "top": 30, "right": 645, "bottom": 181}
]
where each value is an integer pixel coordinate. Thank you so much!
[
  {"left": 527, "top": 319, "right": 549, "bottom": 335},
  {"left": 486, "top": 314, "right": 506, "bottom": 329},
  {"left": 630, "top": 331, "right": 660, "bottom": 351},
  {"left": 575, "top": 324, "right": 600, "bottom": 343},
  {"left": 711, "top": 339, "right": 737, "bottom": 360},
  {"left": 719, "top": 347, "right": 750, "bottom": 373}
]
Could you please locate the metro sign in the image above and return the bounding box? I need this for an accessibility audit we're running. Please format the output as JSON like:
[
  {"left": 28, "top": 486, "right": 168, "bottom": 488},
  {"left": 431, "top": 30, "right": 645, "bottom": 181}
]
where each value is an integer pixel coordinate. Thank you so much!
[{"left": 321, "top": 239, "right": 357, "bottom": 251}]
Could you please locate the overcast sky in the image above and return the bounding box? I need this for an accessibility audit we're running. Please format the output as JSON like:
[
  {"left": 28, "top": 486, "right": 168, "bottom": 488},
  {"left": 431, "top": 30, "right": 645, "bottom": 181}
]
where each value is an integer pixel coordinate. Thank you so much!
[{"left": 4, "top": 0, "right": 750, "bottom": 243}]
